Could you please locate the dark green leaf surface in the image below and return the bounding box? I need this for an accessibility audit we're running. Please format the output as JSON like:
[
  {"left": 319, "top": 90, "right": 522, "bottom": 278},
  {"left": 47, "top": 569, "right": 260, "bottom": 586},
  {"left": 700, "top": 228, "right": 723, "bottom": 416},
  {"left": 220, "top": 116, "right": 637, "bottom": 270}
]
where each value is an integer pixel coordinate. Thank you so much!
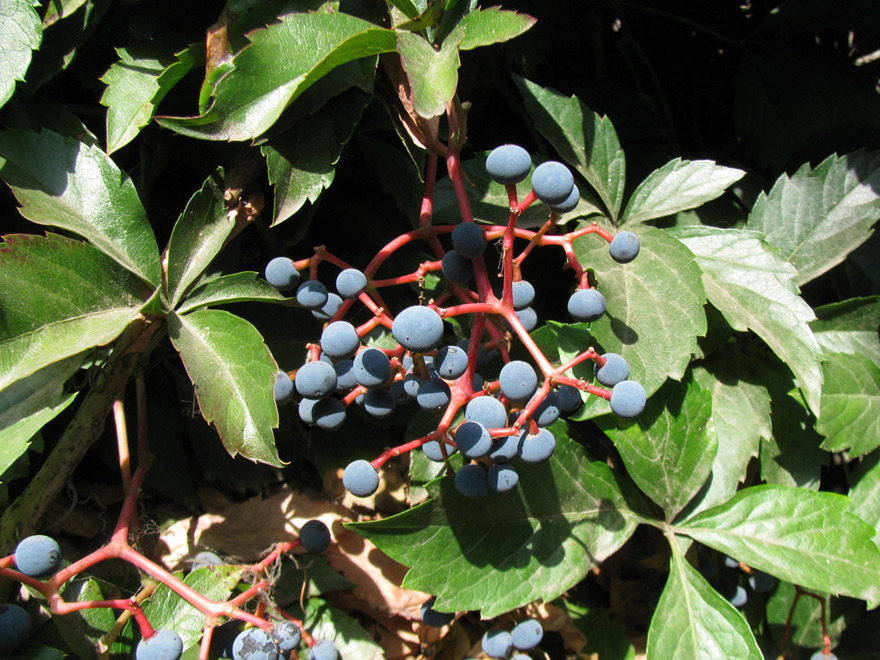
[
  {"left": 621, "top": 158, "right": 745, "bottom": 226},
  {"left": 0, "top": 0, "right": 42, "bottom": 108},
  {"left": 100, "top": 44, "right": 199, "bottom": 153},
  {"left": 572, "top": 225, "right": 707, "bottom": 405},
  {"left": 668, "top": 226, "right": 823, "bottom": 414},
  {"left": 350, "top": 434, "right": 644, "bottom": 618},
  {"left": 765, "top": 581, "right": 858, "bottom": 650},
  {"left": 168, "top": 309, "right": 282, "bottom": 466},
  {"left": 156, "top": 13, "right": 397, "bottom": 141},
  {"left": 176, "top": 272, "right": 289, "bottom": 314},
  {"left": 811, "top": 297, "right": 880, "bottom": 367},
  {"left": 816, "top": 352, "right": 880, "bottom": 455},
  {"left": 598, "top": 372, "right": 717, "bottom": 519},
  {"left": 748, "top": 150, "right": 880, "bottom": 285},
  {"left": 677, "top": 485, "right": 880, "bottom": 603},
  {"left": 263, "top": 88, "right": 371, "bottom": 224},
  {"left": 54, "top": 579, "right": 118, "bottom": 659},
  {"left": 458, "top": 7, "right": 536, "bottom": 50},
  {"left": 849, "top": 451, "right": 880, "bottom": 549},
  {"left": 305, "top": 598, "right": 383, "bottom": 660},
  {"left": 516, "top": 77, "right": 626, "bottom": 221},
  {"left": 0, "top": 233, "right": 146, "bottom": 390},
  {"left": 165, "top": 169, "right": 233, "bottom": 309},
  {"left": 647, "top": 542, "right": 762, "bottom": 659},
  {"left": 397, "top": 28, "right": 464, "bottom": 119},
  {"left": 0, "top": 127, "right": 160, "bottom": 285}
]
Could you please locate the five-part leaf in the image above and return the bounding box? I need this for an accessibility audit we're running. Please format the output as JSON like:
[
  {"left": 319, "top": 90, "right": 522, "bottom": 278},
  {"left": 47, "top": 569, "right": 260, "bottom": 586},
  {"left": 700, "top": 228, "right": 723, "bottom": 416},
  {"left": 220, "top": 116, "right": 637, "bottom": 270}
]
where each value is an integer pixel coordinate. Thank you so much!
[
  {"left": 748, "top": 150, "right": 880, "bottom": 286},
  {"left": 677, "top": 485, "right": 880, "bottom": 603},
  {"left": 175, "top": 272, "right": 289, "bottom": 314},
  {"left": 0, "top": 127, "right": 160, "bottom": 285},
  {"left": 0, "top": 233, "right": 147, "bottom": 390},
  {"left": 0, "top": 0, "right": 42, "bottom": 109},
  {"left": 168, "top": 309, "right": 282, "bottom": 467}
]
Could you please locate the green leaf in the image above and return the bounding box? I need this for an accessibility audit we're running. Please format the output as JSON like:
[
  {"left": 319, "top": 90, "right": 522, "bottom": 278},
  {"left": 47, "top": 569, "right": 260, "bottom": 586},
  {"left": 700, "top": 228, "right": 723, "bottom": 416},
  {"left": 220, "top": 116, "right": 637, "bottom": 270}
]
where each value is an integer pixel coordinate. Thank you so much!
[
  {"left": 668, "top": 225, "right": 824, "bottom": 415},
  {"left": 849, "top": 451, "right": 880, "bottom": 549},
  {"left": 54, "top": 578, "right": 118, "bottom": 659},
  {"left": 765, "top": 581, "right": 859, "bottom": 651},
  {"left": 0, "top": 127, "right": 160, "bottom": 285},
  {"left": 677, "top": 485, "right": 880, "bottom": 603},
  {"left": 458, "top": 7, "right": 536, "bottom": 50},
  {"left": 0, "top": 234, "right": 146, "bottom": 390},
  {"left": 515, "top": 76, "right": 626, "bottom": 221},
  {"left": 263, "top": 87, "right": 371, "bottom": 224},
  {"left": 168, "top": 309, "right": 282, "bottom": 467},
  {"left": 165, "top": 169, "right": 234, "bottom": 309},
  {"left": 100, "top": 43, "right": 199, "bottom": 154},
  {"left": 597, "top": 371, "right": 718, "bottom": 519},
  {"left": 304, "top": 598, "right": 383, "bottom": 660},
  {"left": 0, "top": 0, "right": 42, "bottom": 109},
  {"left": 350, "top": 433, "right": 645, "bottom": 618},
  {"left": 386, "top": 0, "right": 421, "bottom": 20},
  {"left": 646, "top": 542, "right": 762, "bottom": 660},
  {"left": 396, "top": 28, "right": 464, "bottom": 119},
  {"left": 621, "top": 158, "right": 745, "bottom": 226},
  {"left": 176, "top": 272, "right": 289, "bottom": 314},
  {"left": 156, "top": 13, "right": 397, "bottom": 141},
  {"left": 811, "top": 296, "right": 880, "bottom": 367},
  {"left": 748, "top": 150, "right": 880, "bottom": 286},
  {"left": 0, "top": 354, "right": 81, "bottom": 483},
  {"left": 572, "top": 225, "right": 707, "bottom": 405},
  {"left": 816, "top": 352, "right": 880, "bottom": 455}
]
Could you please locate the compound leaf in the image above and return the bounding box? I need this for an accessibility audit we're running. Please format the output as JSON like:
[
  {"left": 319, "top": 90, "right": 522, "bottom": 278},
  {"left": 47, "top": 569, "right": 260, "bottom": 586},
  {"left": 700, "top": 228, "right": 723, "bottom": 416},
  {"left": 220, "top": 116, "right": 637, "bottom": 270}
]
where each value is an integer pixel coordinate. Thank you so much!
[
  {"left": 156, "top": 13, "right": 397, "bottom": 141},
  {"left": 168, "top": 309, "right": 282, "bottom": 467},
  {"left": 597, "top": 371, "right": 718, "bottom": 520},
  {"left": 396, "top": 28, "right": 464, "bottom": 119},
  {"left": 350, "top": 433, "right": 645, "bottom": 618},
  {"left": 647, "top": 543, "right": 762, "bottom": 660},
  {"left": 816, "top": 351, "right": 880, "bottom": 455},
  {"left": 176, "top": 272, "right": 288, "bottom": 314},
  {"left": 458, "top": 7, "right": 536, "bottom": 50},
  {"left": 516, "top": 76, "right": 626, "bottom": 221},
  {"left": 668, "top": 226, "right": 824, "bottom": 415},
  {"left": 165, "top": 169, "right": 234, "bottom": 309},
  {"left": 0, "top": 233, "right": 147, "bottom": 390},
  {"left": 0, "top": 127, "right": 160, "bottom": 285},
  {"left": 677, "top": 485, "right": 880, "bottom": 603},
  {"left": 811, "top": 296, "right": 880, "bottom": 367},
  {"left": 0, "top": 0, "right": 42, "bottom": 109},
  {"left": 748, "top": 150, "right": 880, "bottom": 286},
  {"left": 621, "top": 158, "right": 745, "bottom": 226}
]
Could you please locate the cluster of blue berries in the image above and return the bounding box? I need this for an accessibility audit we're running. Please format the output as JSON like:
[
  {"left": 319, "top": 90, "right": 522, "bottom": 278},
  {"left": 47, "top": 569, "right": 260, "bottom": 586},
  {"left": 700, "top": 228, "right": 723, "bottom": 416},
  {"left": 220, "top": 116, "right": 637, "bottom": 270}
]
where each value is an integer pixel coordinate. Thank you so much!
[
  {"left": 481, "top": 619, "right": 544, "bottom": 658},
  {"left": 266, "top": 143, "right": 647, "bottom": 503}
]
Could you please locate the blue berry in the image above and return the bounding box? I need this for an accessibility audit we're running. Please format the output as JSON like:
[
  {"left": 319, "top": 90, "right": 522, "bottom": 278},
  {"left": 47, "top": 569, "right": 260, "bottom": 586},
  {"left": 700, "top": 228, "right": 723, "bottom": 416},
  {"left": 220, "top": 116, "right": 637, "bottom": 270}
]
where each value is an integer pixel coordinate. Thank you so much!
[
  {"left": 748, "top": 570, "right": 777, "bottom": 593},
  {"left": 320, "top": 321, "right": 360, "bottom": 360},
  {"left": 362, "top": 388, "right": 396, "bottom": 418},
  {"left": 336, "top": 268, "right": 368, "bottom": 299},
  {"left": 273, "top": 372, "right": 294, "bottom": 405},
  {"left": 311, "top": 293, "right": 343, "bottom": 321},
  {"left": 296, "top": 280, "right": 329, "bottom": 309},
  {"left": 455, "top": 421, "right": 492, "bottom": 458},
  {"left": 810, "top": 652, "right": 838, "bottom": 660},
  {"left": 451, "top": 223, "right": 487, "bottom": 258},
  {"left": 511, "top": 619, "right": 543, "bottom": 650},
  {"left": 353, "top": 347, "right": 392, "bottom": 388},
  {"left": 294, "top": 361, "right": 337, "bottom": 399},
  {"left": 392, "top": 306, "right": 445, "bottom": 353},
  {"left": 488, "top": 434, "right": 519, "bottom": 463},
  {"left": 306, "top": 639, "right": 338, "bottom": 660},
  {"left": 298, "top": 397, "right": 319, "bottom": 424},
  {"left": 511, "top": 280, "right": 535, "bottom": 309},
  {"left": 209, "top": 621, "right": 242, "bottom": 658},
  {"left": 138, "top": 629, "right": 185, "bottom": 660},
  {"left": 416, "top": 377, "right": 451, "bottom": 411},
  {"left": 442, "top": 249, "right": 474, "bottom": 285},
  {"left": 482, "top": 629, "right": 513, "bottom": 659},
  {"left": 498, "top": 361, "right": 538, "bottom": 402},
  {"left": 531, "top": 391, "right": 561, "bottom": 427},
  {"left": 488, "top": 464, "right": 519, "bottom": 492},
  {"left": 191, "top": 551, "right": 223, "bottom": 571},
  {"left": 556, "top": 384, "right": 583, "bottom": 412},
  {"left": 343, "top": 460, "right": 380, "bottom": 497},
  {"left": 333, "top": 359, "right": 357, "bottom": 392},
  {"left": 549, "top": 184, "right": 580, "bottom": 213},
  {"left": 15, "top": 535, "right": 62, "bottom": 578},
  {"left": 729, "top": 585, "right": 748, "bottom": 608},
  {"left": 568, "top": 288, "right": 606, "bottom": 322},
  {"left": 514, "top": 307, "right": 538, "bottom": 332},
  {"left": 0, "top": 603, "right": 31, "bottom": 653},
  {"left": 435, "top": 345, "right": 469, "bottom": 379},
  {"left": 313, "top": 397, "right": 347, "bottom": 431},
  {"left": 518, "top": 428, "right": 556, "bottom": 462},
  {"left": 609, "top": 231, "right": 640, "bottom": 264},
  {"left": 421, "top": 597, "right": 455, "bottom": 627},
  {"left": 594, "top": 353, "right": 630, "bottom": 387},
  {"left": 531, "top": 161, "right": 574, "bottom": 205},
  {"left": 272, "top": 621, "right": 302, "bottom": 652},
  {"left": 299, "top": 520, "right": 331, "bottom": 553},
  {"left": 264, "top": 257, "right": 300, "bottom": 291},
  {"left": 610, "top": 381, "right": 647, "bottom": 418},
  {"left": 455, "top": 464, "right": 488, "bottom": 499},
  {"left": 422, "top": 440, "right": 457, "bottom": 461},
  {"left": 485, "top": 144, "right": 532, "bottom": 185},
  {"left": 465, "top": 396, "right": 507, "bottom": 430},
  {"left": 458, "top": 338, "right": 487, "bottom": 368}
]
